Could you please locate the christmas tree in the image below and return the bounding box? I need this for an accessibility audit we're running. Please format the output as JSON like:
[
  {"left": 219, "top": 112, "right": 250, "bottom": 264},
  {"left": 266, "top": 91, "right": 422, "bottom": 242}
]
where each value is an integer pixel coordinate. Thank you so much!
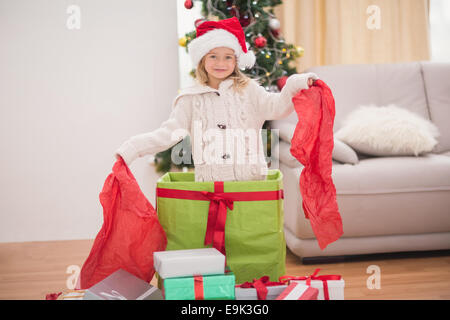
[{"left": 154, "top": 0, "right": 305, "bottom": 173}]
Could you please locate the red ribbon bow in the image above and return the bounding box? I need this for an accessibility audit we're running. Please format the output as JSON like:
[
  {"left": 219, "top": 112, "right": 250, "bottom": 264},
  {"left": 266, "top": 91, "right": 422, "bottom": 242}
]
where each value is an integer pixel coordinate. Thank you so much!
[
  {"left": 201, "top": 182, "right": 233, "bottom": 256},
  {"left": 237, "top": 276, "right": 286, "bottom": 300},
  {"left": 279, "top": 268, "right": 341, "bottom": 300}
]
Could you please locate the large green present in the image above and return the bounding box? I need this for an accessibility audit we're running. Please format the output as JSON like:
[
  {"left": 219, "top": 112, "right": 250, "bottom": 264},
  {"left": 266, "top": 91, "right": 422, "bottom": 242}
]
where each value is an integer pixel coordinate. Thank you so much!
[
  {"left": 162, "top": 273, "right": 235, "bottom": 300},
  {"left": 156, "top": 169, "right": 286, "bottom": 284}
]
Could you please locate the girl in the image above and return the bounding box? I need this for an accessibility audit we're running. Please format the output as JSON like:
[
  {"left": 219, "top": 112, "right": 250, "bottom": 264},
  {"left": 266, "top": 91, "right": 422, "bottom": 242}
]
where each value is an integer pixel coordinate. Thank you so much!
[{"left": 115, "top": 17, "right": 318, "bottom": 182}]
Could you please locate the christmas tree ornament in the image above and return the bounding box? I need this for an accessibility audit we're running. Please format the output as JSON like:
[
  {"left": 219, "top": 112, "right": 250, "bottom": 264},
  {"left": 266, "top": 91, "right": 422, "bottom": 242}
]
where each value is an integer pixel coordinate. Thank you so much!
[
  {"left": 269, "top": 18, "right": 280, "bottom": 30},
  {"left": 239, "top": 12, "right": 251, "bottom": 27},
  {"left": 184, "top": 0, "right": 193, "bottom": 9},
  {"left": 254, "top": 35, "right": 267, "bottom": 48},
  {"left": 277, "top": 75, "right": 288, "bottom": 90},
  {"left": 227, "top": 4, "right": 238, "bottom": 16},
  {"left": 271, "top": 28, "right": 280, "bottom": 38},
  {"left": 178, "top": 36, "right": 187, "bottom": 47},
  {"left": 296, "top": 45, "right": 305, "bottom": 57}
]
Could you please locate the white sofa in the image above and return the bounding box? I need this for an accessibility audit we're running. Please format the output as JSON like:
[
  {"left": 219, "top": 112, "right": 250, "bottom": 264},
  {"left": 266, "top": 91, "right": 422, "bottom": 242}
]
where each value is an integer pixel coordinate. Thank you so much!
[{"left": 270, "top": 61, "right": 450, "bottom": 263}]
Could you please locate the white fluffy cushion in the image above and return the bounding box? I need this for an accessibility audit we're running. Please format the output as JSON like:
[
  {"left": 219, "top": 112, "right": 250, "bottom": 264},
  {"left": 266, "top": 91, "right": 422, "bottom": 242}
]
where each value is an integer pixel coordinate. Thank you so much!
[{"left": 335, "top": 104, "right": 440, "bottom": 156}]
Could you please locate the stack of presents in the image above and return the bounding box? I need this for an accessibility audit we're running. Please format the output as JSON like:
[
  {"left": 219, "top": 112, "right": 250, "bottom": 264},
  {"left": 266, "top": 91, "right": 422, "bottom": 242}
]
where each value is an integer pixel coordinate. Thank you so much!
[
  {"left": 61, "top": 170, "right": 344, "bottom": 300},
  {"left": 66, "top": 248, "right": 344, "bottom": 300}
]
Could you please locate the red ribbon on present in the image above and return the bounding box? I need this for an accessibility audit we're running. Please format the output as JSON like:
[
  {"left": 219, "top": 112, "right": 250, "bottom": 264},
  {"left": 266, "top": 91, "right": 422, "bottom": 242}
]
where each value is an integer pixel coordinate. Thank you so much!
[
  {"left": 201, "top": 182, "right": 233, "bottom": 256},
  {"left": 156, "top": 182, "right": 284, "bottom": 256},
  {"left": 45, "top": 292, "right": 62, "bottom": 300},
  {"left": 279, "top": 268, "right": 341, "bottom": 300},
  {"left": 194, "top": 276, "right": 204, "bottom": 300},
  {"left": 237, "top": 276, "right": 286, "bottom": 300}
]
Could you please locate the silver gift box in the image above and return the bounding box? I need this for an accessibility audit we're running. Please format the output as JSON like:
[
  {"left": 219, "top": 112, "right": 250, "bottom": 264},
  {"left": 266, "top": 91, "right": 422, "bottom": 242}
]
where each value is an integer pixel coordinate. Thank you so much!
[
  {"left": 235, "top": 285, "right": 287, "bottom": 300},
  {"left": 83, "top": 269, "right": 163, "bottom": 300}
]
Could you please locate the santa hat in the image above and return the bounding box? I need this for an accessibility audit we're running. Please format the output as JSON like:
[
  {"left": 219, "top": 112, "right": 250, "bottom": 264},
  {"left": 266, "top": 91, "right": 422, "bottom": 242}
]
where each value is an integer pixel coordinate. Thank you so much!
[{"left": 187, "top": 17, "right": 256, "bottom": 70}]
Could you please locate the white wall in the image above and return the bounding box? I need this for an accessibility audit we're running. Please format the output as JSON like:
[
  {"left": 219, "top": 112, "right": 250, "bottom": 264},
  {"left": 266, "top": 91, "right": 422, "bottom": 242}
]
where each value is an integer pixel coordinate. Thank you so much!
[{"left": 0, "top": 0, "right": 179, "bottom": 242}]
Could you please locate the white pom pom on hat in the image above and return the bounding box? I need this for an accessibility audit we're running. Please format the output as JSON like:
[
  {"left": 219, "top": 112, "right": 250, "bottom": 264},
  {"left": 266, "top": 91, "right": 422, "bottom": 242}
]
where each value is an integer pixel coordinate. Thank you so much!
[{"left": 187, "top": 17, "right": 256, "bottom": 70}]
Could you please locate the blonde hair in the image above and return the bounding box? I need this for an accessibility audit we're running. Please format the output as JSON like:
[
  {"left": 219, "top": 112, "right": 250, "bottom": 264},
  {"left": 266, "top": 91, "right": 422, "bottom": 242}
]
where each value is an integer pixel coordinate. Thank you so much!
[{"left": 195, "top": 55, "right": 251, "bottom": 92}]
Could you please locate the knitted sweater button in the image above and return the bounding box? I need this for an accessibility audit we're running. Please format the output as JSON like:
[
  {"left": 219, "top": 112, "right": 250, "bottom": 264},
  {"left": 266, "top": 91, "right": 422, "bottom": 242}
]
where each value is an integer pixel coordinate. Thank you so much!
[
  {"left": 217, "top": 124, "right": 226, "bottom": 129},
  {"left": 222, "top": 153, "right": 230, "bottom": 159}
]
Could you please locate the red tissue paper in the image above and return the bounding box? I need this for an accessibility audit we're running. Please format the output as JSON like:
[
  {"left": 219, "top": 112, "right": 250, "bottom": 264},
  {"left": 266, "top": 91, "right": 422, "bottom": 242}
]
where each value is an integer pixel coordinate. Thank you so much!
[
  {"left": 290, "top": 79, "right": 344, "bottom": 250},
  {"left": 77, "top": 157, "right": 167, "bottom": 289}
]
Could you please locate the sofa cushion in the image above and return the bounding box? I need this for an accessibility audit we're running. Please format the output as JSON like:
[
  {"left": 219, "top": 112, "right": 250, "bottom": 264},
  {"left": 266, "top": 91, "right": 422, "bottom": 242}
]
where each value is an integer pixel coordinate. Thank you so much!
[
  {"left": 333, "top": 139, "right": 359, "bottom": 164},
  {"left": 273, "top": 122, "right": 359, "bottom": 165},
  {"left": 421, "top": 61, "right": 450, "bottom": 153},
  {"left": 333, "top": 153, "right": 450, "bottom": 194},
  {"left": 277, "top": 140, "right": 345, "bottom": 168},
  {"left": 278, "top": 140, "right": 299, "bottom": 168},
  {"left": 335, "top": 104, "right": 440, "bottom": 156},
  {"left": 282, "top": 154, "right": 450, "bottom": 239}
]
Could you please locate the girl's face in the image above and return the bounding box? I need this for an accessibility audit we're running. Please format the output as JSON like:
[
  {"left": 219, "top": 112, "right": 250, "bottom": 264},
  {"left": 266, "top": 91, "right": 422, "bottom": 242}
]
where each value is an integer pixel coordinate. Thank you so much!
[{"left": 204, "top": 47, "right": 236, "bottom": 83}]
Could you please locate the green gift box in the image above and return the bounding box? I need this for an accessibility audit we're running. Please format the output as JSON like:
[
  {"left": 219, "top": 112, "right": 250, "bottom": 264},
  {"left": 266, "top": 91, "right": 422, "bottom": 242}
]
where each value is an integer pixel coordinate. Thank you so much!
[
  {"left": 155, "top": 169, "right": 286, "bottom": 284},
  {"left": 163, "top": 273, "right": 235, "bottom": 300}
]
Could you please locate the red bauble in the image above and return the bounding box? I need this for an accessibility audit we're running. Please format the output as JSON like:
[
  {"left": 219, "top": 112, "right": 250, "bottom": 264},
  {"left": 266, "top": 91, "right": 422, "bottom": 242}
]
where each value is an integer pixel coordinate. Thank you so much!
[
  {"left": 227, "top": 6, "right": 238, "bottom": 16},
  {"left": 277, "top": 76, "right": 289, "bottom": 90},
  {"left": 184, "top": 0, "right": 193, "bottom": 9},
  {"left": 254, "top": 35, "right": 267, "bottom": 48},
  {"left": 239, "top": 13, "right": 251, "bottom": 27},
  {"left": 271, "top": 28, "right": 280, "bottom": 38}
]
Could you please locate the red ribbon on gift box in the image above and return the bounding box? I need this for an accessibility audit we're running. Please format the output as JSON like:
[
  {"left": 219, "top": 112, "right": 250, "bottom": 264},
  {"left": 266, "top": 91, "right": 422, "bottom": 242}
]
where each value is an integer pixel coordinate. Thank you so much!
[
  {"left": 237, "top": 276, "right": 286, "bottom": 300},
  {"left": 156, "top": 181, "right": 284, "bottom": 256},
  {"left": 194, "top": 275, "right": 204, "bottom": 300},
  {"left": 279, "top": 268, "right": 341, "bottom": 300}
]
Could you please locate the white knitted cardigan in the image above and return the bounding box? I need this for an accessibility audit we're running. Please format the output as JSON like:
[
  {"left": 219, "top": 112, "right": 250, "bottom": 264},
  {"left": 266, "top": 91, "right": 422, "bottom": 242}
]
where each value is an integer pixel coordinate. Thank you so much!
[{"left": 116, "top": 73, "right": 317, "bottom": 182}]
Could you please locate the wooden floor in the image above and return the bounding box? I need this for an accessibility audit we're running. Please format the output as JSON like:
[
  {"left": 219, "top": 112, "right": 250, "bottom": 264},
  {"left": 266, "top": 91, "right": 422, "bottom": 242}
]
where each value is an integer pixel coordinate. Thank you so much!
[{"left": 1, "top": 239, "right": 449, "bottom": 300}]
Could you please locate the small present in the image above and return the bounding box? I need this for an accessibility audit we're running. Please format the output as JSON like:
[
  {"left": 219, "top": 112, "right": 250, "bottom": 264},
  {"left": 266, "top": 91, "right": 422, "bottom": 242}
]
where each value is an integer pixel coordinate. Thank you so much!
[
  {"left": 280, "top": 268, "right": 345, "bottom": 300},
  {"left": 83, "top": 269, "right": 163, "bottom": 300},
  {"left": 275, "top": 282, "right": 319, "bottom": 300},
  {"left": 162, "top": 273, "right": 235, "bottom": 300},
  {"left": 235, "top": 276, "right": 287, "bottom": 300},
  {"left": 154, "top": 248, "right": 225, "bottom": 279}
]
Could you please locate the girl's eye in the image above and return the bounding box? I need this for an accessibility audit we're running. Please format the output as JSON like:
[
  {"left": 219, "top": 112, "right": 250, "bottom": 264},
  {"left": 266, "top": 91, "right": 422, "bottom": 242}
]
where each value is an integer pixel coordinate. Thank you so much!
[{"left": 226, "top": 56, "right": 233, "bottom": 59}]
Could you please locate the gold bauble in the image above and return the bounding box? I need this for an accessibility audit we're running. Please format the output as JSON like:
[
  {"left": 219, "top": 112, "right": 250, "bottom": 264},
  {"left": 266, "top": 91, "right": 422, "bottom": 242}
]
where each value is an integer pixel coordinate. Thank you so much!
[
  {"left": 178, "top": 36, "right": 187, "bottom": 47},
  {"left": 296, "top": 45, "right": 305, "bottom": 57}
]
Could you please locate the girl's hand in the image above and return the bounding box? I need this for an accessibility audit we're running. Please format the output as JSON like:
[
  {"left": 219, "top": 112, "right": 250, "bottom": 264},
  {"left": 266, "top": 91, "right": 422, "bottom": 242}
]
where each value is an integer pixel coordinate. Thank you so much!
[{"left": 308, "top": 78, "right": 316, "bottom": 87}]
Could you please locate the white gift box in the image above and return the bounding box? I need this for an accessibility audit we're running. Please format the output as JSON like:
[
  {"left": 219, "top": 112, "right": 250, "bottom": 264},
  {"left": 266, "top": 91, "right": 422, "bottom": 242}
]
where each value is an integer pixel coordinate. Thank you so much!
[
  {"left": 235, "top": 285, "right": 287, "bottom": 300},
  {"left": 275, "top": 282, "right": 319, "bottom": 300},
  {"left": 291, "top": 279, "right": 345, "bottom": 300},
  {"left": 153, "top": 248, "right": 225, "bottom": 279}
]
